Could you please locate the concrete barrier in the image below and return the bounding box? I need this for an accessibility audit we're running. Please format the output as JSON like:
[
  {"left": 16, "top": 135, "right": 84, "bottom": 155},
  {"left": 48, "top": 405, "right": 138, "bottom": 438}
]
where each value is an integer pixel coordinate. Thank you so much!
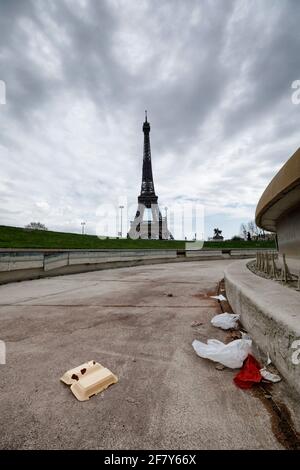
[
  {"left": 0, "top": 252, "right": 44, "bottom": 272},
  {"left": 186, "top": 250, "right": 223, "bottom": 258},
  {"left": 225, "top": 259, "right": 300, "bottom": 396},
  {"left": 0, "top": 248, "right": 271, "bottom": 286},
  {"left": 0, "top": 249, "right": 180, "bottom": 284},
  {"left": 44, "top": 253, "right": 69, "bottom": 271},
  {"left": 68, "top": 249, "right": 177, "bottom": 266},
  {"left": 230, "top": 249, "right": 277, "bottom": 258}
]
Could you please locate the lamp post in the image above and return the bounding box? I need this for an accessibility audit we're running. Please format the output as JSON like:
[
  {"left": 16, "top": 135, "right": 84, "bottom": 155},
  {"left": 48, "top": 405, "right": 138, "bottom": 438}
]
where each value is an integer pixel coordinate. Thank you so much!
[
  {"left": 81, "top": 221, "right": 86, "bottom": 235},
  {"left": 119, "top": 206, "right": 124, "bottom": 238}
]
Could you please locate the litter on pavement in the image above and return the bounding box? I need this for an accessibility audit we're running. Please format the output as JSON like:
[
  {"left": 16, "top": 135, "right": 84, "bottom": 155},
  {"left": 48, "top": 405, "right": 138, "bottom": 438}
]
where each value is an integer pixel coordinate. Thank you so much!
[
  {"left": 233, "top": 354, "right": 262, "bottom": 389},
  {"left": 233, "top": 355, "right": 282, "bottom": 388},
  {"left": 210, "top": 294, "right": 227, "bottom": 301},
  {"left": 228, "top": 330, "right": 242, "bottom": 340},
  {"left": 192, "top": 338, "right": 252, "bottom": 369},
  {"left": 211, "top": 312, "right": 240, "bottom": 330},
  {"left": 241, "top": 331, "right": 252, "bottom": 340},
  {"left": 266, "top": 353, "right": 272, "bottom": 366},
  {"left": 191, "top": 320, "right": 203, "bottom": 327},
  {"left": 192, "top": 294, "right": 281, "bottom": 390},
  {"left": 260, "top": 367, "right": 281, "bottom": 383},
  {"left": 61, "top": 360, "right": 118, "bottom": 401}
]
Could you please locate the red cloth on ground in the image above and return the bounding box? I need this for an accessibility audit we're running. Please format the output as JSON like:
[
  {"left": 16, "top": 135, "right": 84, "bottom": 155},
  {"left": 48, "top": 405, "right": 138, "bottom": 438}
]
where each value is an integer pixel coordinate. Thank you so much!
[{"left": 234, "top": 354, "right": 262, "bottom": 389}]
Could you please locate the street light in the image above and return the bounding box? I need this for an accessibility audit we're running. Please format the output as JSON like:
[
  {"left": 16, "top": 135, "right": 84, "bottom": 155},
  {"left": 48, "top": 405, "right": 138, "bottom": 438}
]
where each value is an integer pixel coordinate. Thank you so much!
[
  {"left": 119, "top": 206, "right": 124, "bottom": 238},
  {"left": 81, "top": 221, "right": 86, "bottom": 235}
]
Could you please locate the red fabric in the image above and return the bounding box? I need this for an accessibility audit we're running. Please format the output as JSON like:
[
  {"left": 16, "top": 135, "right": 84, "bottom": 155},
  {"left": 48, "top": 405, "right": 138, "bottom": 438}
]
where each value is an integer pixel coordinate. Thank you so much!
[{"left": 234, "top": 354, "right": 262, "bottom": 389}]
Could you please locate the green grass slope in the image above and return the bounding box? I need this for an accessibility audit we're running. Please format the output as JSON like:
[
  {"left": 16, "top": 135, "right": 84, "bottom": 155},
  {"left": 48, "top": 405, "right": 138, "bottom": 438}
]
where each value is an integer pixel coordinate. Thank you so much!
[
  {"left": 0, "top": 225, "right": 184, "bottom": 249},
  {"left": 0, "top": 225, "right": 276, "bottom": 250}
]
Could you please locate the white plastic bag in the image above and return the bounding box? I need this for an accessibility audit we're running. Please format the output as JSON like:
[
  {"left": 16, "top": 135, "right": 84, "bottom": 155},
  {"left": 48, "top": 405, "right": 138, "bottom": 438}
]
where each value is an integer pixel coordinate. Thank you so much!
[
  {"left": 211, "top": 312, "right": 240, "bottom": 330},
  {"left": 192, "top": 338, "right": 252, "bottom": 369},
  {"left": 260, "top": 367, "right": 281, "bottom": 383},
  {"left": 210, "top": 294, "right": 227, "bottom": 301},
  {"left": 241, "top": 331, "right": 251, "bottom": 340}
]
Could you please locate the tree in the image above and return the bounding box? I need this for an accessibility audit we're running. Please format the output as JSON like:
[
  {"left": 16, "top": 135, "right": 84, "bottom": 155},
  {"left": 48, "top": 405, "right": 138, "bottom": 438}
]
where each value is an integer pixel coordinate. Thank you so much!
[
  {"left": 25, "top": 222, "right": 48, "bottom": 231},
  {"left": 240, "top": 219, "right": 274, "bottom": 241},
  {"left": 242, "top": 219, "right": 273, "bottom": 240},
  {"left": 240, "top": 223, "right": 247, "bottom": 240},
  {"left": 247, "top": 221, "right": 256, "bottom": 238}
]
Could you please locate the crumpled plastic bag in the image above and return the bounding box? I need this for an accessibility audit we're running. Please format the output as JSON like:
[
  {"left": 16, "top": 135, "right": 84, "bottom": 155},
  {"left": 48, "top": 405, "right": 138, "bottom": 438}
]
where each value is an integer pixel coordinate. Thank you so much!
[
  {"left": 241, "top": 331, "right": 251, "bottom": 340},
  {"left": 192, "top": 338, "right": 252, "bottom": 369},
  {"left": 211, "top": 312, "right": 240, "bottom": 330},
  {"left": 210, "top": 294, "right": 227, "bottom": 301},
  {"left": 234, "top": 354, "right": 262, "bottom": 389},
  {"left": 260, "top": 367, "right": 281, "bottom": 383}
]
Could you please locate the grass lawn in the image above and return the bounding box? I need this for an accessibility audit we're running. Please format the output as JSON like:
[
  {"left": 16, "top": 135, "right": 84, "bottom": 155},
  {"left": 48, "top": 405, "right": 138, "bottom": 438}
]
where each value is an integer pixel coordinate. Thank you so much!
[
  {"left": 0, "top": 225, "right": 276, "bottom": 250},
  {"left": 0, "top": 225, "right": 184, "bottom": 249}
]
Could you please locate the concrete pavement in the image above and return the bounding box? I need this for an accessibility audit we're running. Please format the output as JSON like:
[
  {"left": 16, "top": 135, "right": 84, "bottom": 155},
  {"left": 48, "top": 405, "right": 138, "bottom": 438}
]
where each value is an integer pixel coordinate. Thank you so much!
[{"left": 0, "top": 260, "right": 285, "bottom": 449}]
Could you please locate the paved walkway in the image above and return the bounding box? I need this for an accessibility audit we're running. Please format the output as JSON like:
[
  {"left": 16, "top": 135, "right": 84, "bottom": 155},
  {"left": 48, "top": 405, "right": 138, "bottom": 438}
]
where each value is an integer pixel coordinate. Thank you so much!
[{"left": 0, "top": 260, "right": 282, "bottom": 449}]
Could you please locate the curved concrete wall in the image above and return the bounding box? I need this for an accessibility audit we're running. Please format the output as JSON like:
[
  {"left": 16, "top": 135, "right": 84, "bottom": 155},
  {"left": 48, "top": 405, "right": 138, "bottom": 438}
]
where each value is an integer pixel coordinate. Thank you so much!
[
  {"left": 277, "top": 207, "right": 300, "bottom": 259},
  {"left": 255, "top": 148, "right": 300, "bottom": 266},
  {"left": 225, "top": 260, "right": 300, "bottom": 396},
  {"left": 256, "top": 147, "right": 300, "bottom": 232}
]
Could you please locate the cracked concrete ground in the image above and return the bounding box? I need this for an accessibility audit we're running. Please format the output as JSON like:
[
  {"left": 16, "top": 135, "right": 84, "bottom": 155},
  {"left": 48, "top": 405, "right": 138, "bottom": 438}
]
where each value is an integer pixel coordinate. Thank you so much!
[{"left": 0, "top": 260, "right": 285, "bottom": 449}]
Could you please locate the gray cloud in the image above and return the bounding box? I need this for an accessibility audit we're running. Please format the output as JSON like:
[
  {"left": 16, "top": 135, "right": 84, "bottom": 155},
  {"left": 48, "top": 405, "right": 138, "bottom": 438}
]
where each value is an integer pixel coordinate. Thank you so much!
[{"left": 0, "top": 0, "right": 299, "bottom": 238}]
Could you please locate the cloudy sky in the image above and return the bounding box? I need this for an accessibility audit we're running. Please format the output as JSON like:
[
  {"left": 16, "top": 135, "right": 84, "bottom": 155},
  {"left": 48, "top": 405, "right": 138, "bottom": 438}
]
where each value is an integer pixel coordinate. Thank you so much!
[{"left": 0, "top": 0, "right": 299, "bottom": 239}]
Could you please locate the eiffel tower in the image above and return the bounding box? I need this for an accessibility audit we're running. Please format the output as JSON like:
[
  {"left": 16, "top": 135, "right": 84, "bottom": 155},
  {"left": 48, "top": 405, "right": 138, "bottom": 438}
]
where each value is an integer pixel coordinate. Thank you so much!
[{"left": 128, "top": 112, "right": 173, "bottom": 240}]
